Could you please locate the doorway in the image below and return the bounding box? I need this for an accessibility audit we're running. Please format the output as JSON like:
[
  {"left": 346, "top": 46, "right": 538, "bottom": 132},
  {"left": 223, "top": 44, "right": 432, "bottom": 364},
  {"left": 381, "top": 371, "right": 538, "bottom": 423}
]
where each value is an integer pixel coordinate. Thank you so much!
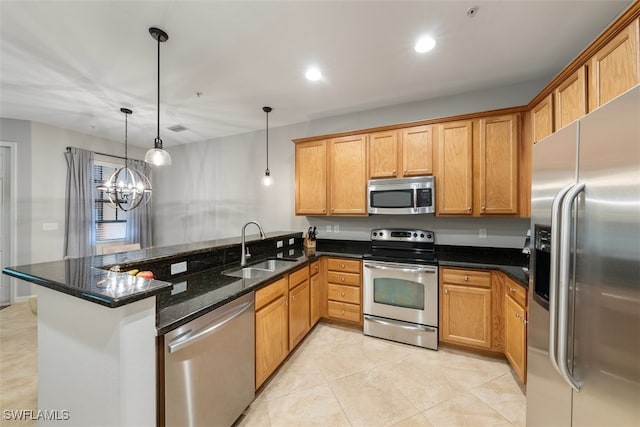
[{"left": 0, "top": 143, "right": 16, "bottom": 305}]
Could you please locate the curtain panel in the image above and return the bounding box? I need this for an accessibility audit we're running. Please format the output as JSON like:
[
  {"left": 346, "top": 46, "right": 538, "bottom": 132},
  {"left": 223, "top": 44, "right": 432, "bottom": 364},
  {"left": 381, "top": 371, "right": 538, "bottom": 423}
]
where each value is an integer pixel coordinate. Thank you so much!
[
  {"left": 125, "top": 159, "right": 153, "bottom": 248},
  {"left": 63, "top": 148, "right": 95, "bottom": 258}
]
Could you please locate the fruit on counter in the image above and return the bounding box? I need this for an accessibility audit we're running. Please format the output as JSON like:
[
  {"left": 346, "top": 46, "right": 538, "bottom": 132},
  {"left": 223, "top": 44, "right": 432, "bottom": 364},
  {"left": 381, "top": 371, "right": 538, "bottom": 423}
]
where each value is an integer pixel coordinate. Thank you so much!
[
  {"left": 135, "top": 271, "right": 154, "bottom": 279},
  {"left": 127, "top": 269, "right": 139, "bottom": 276}
]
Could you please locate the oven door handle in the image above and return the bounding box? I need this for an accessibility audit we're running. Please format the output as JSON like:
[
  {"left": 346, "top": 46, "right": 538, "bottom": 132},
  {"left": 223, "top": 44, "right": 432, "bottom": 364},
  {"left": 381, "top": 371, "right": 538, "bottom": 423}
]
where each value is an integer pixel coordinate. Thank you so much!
[
  {"left": 364, "top": 263, "right": 436, "bottom": 274},
  {"left": 364, "top": 315, "right": 436, "bottom": 332}
]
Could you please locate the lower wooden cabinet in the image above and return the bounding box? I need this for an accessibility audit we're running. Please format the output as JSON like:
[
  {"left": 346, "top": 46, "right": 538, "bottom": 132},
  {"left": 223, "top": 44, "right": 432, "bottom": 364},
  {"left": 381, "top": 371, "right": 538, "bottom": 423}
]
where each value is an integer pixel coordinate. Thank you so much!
[
  {"left": 309, "top": 260, "right": 322, "bottom": 326},
  {"left": 439, "top": 266, "right": 529, "bottom": 384},
  {"left": 326, "top": 258, "right": 362, "bottom": 324},
  {"left": 504, "top": 276, "right": 528, "bottom": 384},
  {"left": 255, "top": 277, "right": 289, "bottom": 389},
  {"left": 288, "top": 267, "right": 310, "bottom": 350}
]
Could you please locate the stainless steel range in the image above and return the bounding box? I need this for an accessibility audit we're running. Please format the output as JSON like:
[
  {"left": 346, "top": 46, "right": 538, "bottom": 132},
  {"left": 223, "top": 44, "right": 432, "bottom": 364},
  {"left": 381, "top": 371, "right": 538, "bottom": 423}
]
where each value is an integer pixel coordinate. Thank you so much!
[{"left": 363, "top": 228, "right": 438, "bottom": 350}]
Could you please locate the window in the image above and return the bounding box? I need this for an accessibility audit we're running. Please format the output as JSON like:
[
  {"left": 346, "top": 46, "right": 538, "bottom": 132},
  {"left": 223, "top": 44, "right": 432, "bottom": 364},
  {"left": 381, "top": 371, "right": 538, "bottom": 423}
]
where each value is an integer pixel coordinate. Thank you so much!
[{"left": 93, "top": 160, "right": 127, "bottom": 242}]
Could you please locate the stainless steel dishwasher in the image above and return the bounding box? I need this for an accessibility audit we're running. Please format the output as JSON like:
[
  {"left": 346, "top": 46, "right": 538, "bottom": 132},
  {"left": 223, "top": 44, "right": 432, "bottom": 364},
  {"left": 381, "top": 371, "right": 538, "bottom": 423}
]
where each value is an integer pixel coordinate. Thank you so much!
[{"left": 164, "top": 291, "right": 255, "bottom": 427}]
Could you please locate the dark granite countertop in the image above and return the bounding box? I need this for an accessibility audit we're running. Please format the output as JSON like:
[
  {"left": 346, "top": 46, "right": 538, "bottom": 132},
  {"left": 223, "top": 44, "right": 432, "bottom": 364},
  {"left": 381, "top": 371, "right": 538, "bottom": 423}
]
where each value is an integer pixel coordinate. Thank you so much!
[{"left": 2, "top": 231, "right": 302, "bottom": 309}]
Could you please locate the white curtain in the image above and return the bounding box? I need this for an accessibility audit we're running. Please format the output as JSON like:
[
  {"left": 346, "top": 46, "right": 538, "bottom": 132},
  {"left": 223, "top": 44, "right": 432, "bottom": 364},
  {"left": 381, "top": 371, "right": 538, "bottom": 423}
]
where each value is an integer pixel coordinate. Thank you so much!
[
  {"left": 125, "top": 159, "right": 153, "bottom": 248},
  {"left": 64, "top": 147, "right": 95, "bottom": 258}
]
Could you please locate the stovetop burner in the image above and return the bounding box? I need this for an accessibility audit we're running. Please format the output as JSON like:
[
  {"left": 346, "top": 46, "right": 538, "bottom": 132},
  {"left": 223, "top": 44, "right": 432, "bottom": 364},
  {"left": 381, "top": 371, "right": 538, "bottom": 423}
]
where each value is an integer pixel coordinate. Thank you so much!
[{"left": 363, "top": 228, "right": 437, "bottom": 265}]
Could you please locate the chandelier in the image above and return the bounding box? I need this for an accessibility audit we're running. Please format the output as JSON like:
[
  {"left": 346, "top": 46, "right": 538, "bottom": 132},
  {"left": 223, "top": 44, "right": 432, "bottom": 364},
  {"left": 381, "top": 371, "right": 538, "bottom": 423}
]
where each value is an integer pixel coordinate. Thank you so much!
[{"left": 97, "top": 108, "right": 152, "bottom": 211}]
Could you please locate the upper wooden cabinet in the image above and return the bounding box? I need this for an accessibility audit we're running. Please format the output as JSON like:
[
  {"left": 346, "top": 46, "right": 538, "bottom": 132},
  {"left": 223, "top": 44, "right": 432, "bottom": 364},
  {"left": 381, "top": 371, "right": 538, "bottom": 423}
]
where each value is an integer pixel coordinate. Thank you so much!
[
  {"left": 328, "top": 134, "right": 368, "bottom": 215},
  {"left": 554, "top": 67, "right": 587, "bottom": 130},
  {"left": 368, "top": 125, "right": 434, "bottom": 179},
  {"left": 436, "top": 120, "right": 474, "bottom": 215},
  {"left": 436, "top": 115, "right": 519, "bottom": 216},
  {"left": 531, "top": 94, "right": 554, "bottom": 144},
  {"left": 589, "top": 19, "right": 639, "bottom": 112},
  {"left": 477, "top": 114, "right": 519, "bottom": 215},
  {"left": 295, "top": 140, "right": 327, "bottom": 215}
]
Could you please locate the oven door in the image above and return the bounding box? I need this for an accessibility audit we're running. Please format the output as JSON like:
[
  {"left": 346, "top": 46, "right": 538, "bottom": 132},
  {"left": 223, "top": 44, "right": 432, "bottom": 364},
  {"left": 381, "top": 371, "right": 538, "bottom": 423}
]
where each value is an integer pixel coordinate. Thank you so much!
[{"left": 363, "top": 260, "right": 438, "bottom": 326}]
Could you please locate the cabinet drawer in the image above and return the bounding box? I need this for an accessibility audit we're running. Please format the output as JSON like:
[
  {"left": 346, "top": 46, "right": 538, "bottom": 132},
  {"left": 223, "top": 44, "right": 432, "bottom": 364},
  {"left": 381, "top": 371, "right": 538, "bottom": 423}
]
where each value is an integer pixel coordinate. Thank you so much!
[
  {"left": 442, "top": 268, "right": 491, "bottom": 288},
  {"left": 328, "top": 284, "right": 360, "bottom": 304},
  {"left": 289, "top": 266, "right": 309, "bottom": 289},
  {"left": 505, "top": 281, "right": 527, "bottom": 308},
  {"left": 310, "top": 260, "right": 320, "bottom": 277},
  {"left": 327, "top": 301, "right": 361, "bottom": 323},
  {"left": 327, "top": 271, "right": 361, "bottom": 287},
  {"left": 256, "top": 277, "right": 288, "bottom": 311},
  {"left": 327, "top": 258, "right": 361, "bottom": 274}
]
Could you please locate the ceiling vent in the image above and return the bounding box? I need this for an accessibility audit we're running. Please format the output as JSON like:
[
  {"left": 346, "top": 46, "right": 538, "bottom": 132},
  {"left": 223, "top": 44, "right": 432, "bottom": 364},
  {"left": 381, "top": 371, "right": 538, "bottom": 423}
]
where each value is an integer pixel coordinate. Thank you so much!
[{"left": 168, "top": 124, "right": 188, "bottom": 133}]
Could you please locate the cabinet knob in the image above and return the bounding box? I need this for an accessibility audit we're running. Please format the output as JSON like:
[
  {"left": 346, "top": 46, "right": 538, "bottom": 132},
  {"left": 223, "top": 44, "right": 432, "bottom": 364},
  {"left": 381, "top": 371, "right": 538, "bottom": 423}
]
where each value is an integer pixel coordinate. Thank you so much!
[
  {"left": 515, "top": 312, "right": 520, "bottom": 318},
  {"left": 341, "top": 277, "right": 345, "bottom": 282},
  {"left": 481, "top": 206, "right": 486, "bottom": 211},
  {"left": 404, "top": 169, "right": 407, "bottom": 174},
  {"left": 467, "top": 206, "right": 472, "bottom": 211},
  {"left": 331, "top": 208, "right": 334, "bottom": 212},
  {"left": 444, "top": 289, "right": 449, "bottom": 294},
  {"left": 464, "top": 276, "right": 469, "bottom": 281},
  {"left": 509, "top": 288, "right": 515, "bottom": 294},
  {"left": 322, "top": 208, "right": 326, "bottom": 213},
  {"left": 341, "top": 292, "right": 345, "bottom": 297},
  {"left": 341, "top": 310, "right": 345, "bottom": 315},
  {"left": 341, "top": 263, "right": 345, "bottom": 268},
  {"left": 392, "top": 169, "right": 397, "bottom": 176}
]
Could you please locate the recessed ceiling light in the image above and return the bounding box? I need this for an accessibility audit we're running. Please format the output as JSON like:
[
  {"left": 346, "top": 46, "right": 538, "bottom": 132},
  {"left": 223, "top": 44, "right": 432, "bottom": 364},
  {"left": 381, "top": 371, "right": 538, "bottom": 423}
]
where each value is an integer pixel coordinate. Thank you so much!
[
  {"left": 414, "top": 36, "right": 436, "bottom": 53},
  {"left": 305, "top": 67, "right": 322, "bottom": 81}
]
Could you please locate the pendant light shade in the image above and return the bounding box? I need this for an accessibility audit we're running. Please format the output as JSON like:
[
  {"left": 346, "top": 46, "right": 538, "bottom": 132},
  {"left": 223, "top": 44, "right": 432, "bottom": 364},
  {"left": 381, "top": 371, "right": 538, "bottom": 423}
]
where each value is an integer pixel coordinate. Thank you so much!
[
  {"left": 145, "top": 27, "right": 172, "bottom": 167},
  {"left": 97, "top": 108, "right": 152, "bottom": 211},
  {"left": 262, "top": 106, "right": 273, "bottom": 186}
]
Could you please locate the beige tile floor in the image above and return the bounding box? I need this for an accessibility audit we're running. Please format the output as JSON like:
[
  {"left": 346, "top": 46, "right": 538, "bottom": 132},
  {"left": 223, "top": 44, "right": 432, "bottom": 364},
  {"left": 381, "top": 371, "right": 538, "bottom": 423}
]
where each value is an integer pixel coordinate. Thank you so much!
[
  {"left": 239, "top": 323, "right": 526, "bottom": 427},
  {"left": 0, "top": 303, "right": 38, "bottom": 427},
  {"left": 0, "top": 303, "right": 526, "bottom": 427}
]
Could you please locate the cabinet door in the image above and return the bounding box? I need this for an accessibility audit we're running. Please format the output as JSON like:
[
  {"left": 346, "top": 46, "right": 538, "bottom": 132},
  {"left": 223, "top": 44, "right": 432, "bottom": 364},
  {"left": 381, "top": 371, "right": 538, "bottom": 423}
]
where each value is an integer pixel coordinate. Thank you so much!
[
  {"left": 295, "top": 140, "right": 327, "bottom": 215},
  {"left": 441, "top": 284, "right": 492, "bottom": 349},
  {"left": 329, "top": 134, "right": 368, "bottom": 215},
  {"left": 504, "top": 293, "right": 527, "bottom": 384},
  {"left": 255, "top": 294, "right": 289, "bottom": 389},
  {"left": 369, "top": 130, "right": 399, "bottom": 179},
  {"left": 478, "top": 115, "right": 519, "bottom": 215},
  {"left": 436, "top": 121, "right": 473, "bottom": 215},
  {"left": 310, "top": 272, "right": 322, "bottom": 326},
  {"left": 531, "top": 94, "right": 554, "bottom": 143},
  {"left": 589, "top": 19, "right": 639, "bottom": 112},
  {"left": 289, "top": 280, "right": 310, "bottom": 350},
  {"left": 554, "top": 67, "right": 587, "bottom": 130},
  {"left": 401, "top": 125, "right": 433, "bottom": 176}
]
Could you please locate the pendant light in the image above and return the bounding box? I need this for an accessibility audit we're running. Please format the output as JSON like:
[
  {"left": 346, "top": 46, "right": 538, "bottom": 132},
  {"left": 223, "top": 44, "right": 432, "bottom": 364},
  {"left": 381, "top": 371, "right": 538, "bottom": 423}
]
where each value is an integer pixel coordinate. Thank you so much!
[
  {"left": 262, "top": 106, "right": 273, "bottom": 186},
  {"left": 97, "top": 108, "right": 152, "bottom": 211},
  {"left": 145, "top": 27, "right": 172, "bottom": 166}
]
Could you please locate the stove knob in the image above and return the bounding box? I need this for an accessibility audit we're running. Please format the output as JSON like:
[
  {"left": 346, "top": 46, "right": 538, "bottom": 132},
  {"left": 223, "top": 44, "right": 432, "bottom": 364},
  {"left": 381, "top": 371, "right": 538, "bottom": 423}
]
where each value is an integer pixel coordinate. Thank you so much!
[
  {"left": 379, "top": 232, "right": 384, "bottom": 237},
  {"left": 413, "top": 233, "right": 417, "bottom": 237},
  {"left": 373, "top": 232, "right": 377, "bottom": 237},
  {"left": 420, "top": 233, "right": 425, "bottom": 238},
  {"left": 427, "top": 234, "right": 432, "bottom": 239}
]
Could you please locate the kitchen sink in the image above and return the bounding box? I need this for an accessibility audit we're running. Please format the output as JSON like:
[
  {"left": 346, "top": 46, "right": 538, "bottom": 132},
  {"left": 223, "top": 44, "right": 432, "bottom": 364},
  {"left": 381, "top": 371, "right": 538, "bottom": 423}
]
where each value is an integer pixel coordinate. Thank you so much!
[{"left": 223, "top": 258, "right": 297, "bottom": 279}]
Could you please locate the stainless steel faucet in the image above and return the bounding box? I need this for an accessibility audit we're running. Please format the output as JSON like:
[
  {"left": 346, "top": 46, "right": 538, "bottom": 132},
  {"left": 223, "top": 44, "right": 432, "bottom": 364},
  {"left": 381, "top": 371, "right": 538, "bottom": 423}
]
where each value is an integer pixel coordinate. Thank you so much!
[{"left": 240, "top": 221, "right": 266, "bottom": 266}]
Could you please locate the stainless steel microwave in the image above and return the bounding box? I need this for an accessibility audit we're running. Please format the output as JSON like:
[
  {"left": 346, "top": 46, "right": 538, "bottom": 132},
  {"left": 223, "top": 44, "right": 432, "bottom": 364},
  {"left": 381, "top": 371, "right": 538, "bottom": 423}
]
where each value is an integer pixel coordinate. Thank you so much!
[{"left": 367, "top": 177, "right": 435, "bottom": 215}]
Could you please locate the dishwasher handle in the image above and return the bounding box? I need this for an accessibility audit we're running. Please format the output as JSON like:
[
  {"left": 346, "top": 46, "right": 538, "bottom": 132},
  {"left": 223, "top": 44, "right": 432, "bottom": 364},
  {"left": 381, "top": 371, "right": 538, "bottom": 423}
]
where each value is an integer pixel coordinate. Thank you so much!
[{"left": 168, "top": 299, "right": 253, "bottom": 354}]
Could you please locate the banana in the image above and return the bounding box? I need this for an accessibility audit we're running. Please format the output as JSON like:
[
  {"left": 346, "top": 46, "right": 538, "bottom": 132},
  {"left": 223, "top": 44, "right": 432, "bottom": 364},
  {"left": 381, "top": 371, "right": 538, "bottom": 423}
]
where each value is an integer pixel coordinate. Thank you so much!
[{"left": 127, "top": 269, "right": 139, "bottom": 276}]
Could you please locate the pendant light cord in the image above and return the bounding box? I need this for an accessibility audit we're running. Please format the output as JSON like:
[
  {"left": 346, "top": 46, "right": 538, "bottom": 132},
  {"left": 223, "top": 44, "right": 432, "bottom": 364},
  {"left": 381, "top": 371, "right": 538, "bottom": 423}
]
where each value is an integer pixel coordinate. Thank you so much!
[
  {"left": 124, "top": 112, "right": 128, "bottom": 162},
  {"left": 156, "top": 36, "right": 161, "bottom": 146},
  {"left": 265, "top": 110, "right": 269, "bottom": 170}
]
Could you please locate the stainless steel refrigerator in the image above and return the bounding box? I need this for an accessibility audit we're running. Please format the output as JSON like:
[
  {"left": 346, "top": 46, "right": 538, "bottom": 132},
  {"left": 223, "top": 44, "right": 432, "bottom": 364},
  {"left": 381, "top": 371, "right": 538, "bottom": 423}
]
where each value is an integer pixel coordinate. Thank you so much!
[{"left": 527, "top": 85, "right": 639, "bottom": 426}]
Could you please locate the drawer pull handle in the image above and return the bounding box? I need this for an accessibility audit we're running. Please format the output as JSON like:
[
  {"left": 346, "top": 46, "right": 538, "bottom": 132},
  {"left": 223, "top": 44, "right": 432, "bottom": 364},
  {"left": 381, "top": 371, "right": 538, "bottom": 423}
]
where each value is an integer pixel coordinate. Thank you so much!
[
  {"left": 341, "top": 310, "right": 345, "bottom": 315},
  {"left": 464, "top": 276, "right": 469, "bottom": 281},
  {"left": 341, "top": 263, "right": 345, "bottom": 268},
  {"left": 341, "top": 277, "right": 345, "bottom": 282},
  {"left": 341, "top": 292, "right": 345, "bottom": 297}
]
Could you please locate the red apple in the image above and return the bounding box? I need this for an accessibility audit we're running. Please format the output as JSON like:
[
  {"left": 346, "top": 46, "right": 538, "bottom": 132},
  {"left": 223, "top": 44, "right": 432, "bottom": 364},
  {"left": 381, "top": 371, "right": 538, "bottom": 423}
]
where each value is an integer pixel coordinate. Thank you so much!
[{"left": 135, "top": 271, "right": 154, "bottom": 279}]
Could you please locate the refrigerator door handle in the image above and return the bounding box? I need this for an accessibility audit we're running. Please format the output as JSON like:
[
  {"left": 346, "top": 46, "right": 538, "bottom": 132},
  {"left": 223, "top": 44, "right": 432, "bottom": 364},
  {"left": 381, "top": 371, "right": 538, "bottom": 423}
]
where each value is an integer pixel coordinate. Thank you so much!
[
  {"left": 549, "top": 183, "right": 574, "bottom": 376},
  {"left": 558, "top": 182, "right": 585, "bottom": 391}
]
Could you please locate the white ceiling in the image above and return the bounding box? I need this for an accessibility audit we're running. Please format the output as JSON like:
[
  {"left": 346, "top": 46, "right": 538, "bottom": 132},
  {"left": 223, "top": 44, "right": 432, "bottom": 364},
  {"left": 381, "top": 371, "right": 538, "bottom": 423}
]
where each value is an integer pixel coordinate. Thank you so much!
[{"left": 0, "top": 0, "right": 632, "bottom": 148}]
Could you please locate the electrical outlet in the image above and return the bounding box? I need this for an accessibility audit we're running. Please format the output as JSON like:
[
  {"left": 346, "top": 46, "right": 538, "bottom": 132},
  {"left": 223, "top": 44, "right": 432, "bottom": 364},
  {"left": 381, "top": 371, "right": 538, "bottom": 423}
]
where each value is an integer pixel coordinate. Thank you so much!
[
  {"left": 171, "top": 261, "right": 188, "bottom": 275},
  {"left": 326, "top": 225, "right": 332, "bottom": 232},
  {"left": 276, "top": 252, "right": 283, "bottom": 258},
  {"left": 334, "top": 224, "right": 339, "bottom": 233},
  {"left": 479, "top": 228, "right": 488, "bottom": 239},
  {"left": 288, "top": 238, "right": 294, "bottom": 245},
  {"left": 276, "top": 240, "right": 283, "bottom": 248},
  {"left": 171, "top": 281, "right": 187, "bottom": 295},
  {"left": 289, "top": 249, "right": 295, "bottom": 256}
]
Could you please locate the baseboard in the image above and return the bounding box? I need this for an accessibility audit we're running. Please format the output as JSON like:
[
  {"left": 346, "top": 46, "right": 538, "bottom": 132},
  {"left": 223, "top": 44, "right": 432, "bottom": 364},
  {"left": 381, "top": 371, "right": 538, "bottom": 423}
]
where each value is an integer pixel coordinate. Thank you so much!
[{"left": 14, "top": 295, "right": 32, "bottom": 303}]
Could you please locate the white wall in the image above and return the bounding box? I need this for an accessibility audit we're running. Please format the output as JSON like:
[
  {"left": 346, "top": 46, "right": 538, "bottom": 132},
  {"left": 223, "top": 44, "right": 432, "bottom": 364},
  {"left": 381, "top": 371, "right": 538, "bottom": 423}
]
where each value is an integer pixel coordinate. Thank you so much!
[{"left": 152, "top": 78, "right": 546, "bottom": 248}]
